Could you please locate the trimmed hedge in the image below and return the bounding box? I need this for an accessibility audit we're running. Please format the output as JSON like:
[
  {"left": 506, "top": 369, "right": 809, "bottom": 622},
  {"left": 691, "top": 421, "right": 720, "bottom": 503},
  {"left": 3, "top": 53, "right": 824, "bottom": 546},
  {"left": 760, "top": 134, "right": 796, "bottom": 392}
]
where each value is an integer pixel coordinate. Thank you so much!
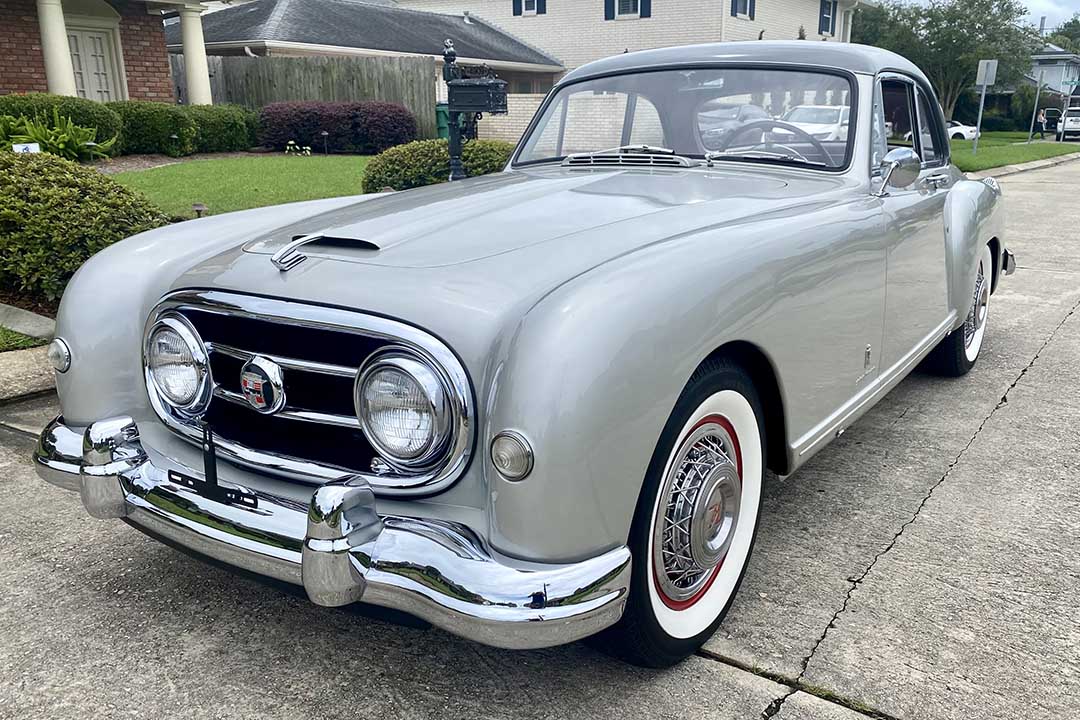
[
  {"left": 0, "top": 153, "right": 169, "bottom": 302},
  {"left": 183, "top": 104, "right": 259, "bottom": 153},
  {"left": 360, "top": 138, "right": 514, "bottom": 193},
  {"left": 260, "top": 101, "right": 417, "bottom": 154},
  {"left": 106, "top": 100, "right": 197, "bottom": 157},
  {"left": 0, "top": 93, "right": 122, "bottom": 154}
]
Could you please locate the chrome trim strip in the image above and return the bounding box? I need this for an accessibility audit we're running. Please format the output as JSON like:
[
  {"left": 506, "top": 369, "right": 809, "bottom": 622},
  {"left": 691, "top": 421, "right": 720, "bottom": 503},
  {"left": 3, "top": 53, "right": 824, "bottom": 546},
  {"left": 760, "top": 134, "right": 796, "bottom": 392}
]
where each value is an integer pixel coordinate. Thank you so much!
[
  {"left": 213, "top": 386, "right": 363, "bottom": 429},
  {"left": 144, "top": 290, "right": 475, "bottom": 496},
  {"left": 206, "top": 342, "right": 358, "bottom": 378},
  {"left": 35, "top": 416, "right": 631, "bottom": 651}
]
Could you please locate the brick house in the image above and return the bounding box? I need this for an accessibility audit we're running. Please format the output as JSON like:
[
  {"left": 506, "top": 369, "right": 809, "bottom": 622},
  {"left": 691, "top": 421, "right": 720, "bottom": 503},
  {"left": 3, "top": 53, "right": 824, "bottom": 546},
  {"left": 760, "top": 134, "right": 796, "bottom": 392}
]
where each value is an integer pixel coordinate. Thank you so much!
[
  {"left": 393, "top": 0, "right": 868, "bottom": 140},
  {"left": 0, "top": 0, "right": 213, "bottom": 103}
]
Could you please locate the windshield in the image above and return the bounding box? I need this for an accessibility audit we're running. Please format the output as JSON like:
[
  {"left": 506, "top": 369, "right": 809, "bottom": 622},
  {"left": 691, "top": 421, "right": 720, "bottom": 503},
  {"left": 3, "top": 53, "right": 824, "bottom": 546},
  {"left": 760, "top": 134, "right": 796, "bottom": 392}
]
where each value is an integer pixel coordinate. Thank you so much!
[
  {"left": 785, "top": 107, "right": 843, "bottom": 124},
  {"left": 515, "top": 67, "right": 854, "bottom": 170}
]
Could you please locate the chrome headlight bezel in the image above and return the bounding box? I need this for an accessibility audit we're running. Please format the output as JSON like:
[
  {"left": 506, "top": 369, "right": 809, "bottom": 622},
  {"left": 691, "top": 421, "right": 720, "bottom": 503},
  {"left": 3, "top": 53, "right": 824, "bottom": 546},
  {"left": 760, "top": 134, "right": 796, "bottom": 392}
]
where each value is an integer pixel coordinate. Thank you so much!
[
  {"left": 143, "top": 311, "right": 212, "bottom": 415},
  {"left": 354, "top": 347, "right": 456, "bottom": 471}
]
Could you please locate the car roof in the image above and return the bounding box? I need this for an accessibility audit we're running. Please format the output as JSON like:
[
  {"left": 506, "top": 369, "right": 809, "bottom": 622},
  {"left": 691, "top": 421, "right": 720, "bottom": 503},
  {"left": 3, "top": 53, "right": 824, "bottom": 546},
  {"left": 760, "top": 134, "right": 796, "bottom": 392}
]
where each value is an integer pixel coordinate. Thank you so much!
[{"left": 560, "top": 41, "right": 928, "bottom": 86}]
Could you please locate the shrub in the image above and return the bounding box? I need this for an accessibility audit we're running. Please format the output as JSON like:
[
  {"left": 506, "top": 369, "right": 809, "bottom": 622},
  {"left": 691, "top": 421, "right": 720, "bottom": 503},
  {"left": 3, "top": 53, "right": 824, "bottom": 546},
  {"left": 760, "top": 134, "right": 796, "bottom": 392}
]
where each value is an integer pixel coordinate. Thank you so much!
[
  {"left": 183, "top": 104, "right": 255, "bottom": 153},
  {"left": 4, "top": 109, "right": 115, "bottom": 161},
  {"left": 0, "top": 93, "right": 122, "bottom": 154},
  {"left": 259, "top": 101, "right": 417, "bottom": 154},
  {"left": 979, "top": 110, "right": 1021, "bottom": 133},
  {"left": 0, "top": 152, "right": 169, "bottom": 301},
  {"left": 106, "top": 100, "right": 197, "bottom": 156},
  {"left": 360, "top": 138, "right": 514, "bottom": 193}
]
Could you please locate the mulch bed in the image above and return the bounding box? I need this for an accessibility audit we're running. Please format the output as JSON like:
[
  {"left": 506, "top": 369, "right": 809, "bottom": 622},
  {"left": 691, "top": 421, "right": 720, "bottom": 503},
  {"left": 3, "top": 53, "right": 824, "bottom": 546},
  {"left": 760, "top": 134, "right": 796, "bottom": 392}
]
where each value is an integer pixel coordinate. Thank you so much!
[
  {"left": 90, "top": 150, "right": 271, "bottom": 175},
  {"left": 0, "top": 290, "right": 57, "bottom": 319}
]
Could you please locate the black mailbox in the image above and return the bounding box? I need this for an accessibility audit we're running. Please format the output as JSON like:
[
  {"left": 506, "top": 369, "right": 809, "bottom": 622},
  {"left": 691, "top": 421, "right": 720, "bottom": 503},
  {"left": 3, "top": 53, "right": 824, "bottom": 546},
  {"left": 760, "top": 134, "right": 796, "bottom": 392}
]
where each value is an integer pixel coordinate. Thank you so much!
[{"left": 447, "top": 77, "right": 509, "bottom": 115}]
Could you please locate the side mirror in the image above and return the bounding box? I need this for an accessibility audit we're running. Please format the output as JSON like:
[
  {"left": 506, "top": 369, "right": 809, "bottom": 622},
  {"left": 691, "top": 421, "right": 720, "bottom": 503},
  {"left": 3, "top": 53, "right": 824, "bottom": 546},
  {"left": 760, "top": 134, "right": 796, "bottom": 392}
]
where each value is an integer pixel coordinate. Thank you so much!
[{"left": 875, "top": 147, "right": 921, "bottom": 196}]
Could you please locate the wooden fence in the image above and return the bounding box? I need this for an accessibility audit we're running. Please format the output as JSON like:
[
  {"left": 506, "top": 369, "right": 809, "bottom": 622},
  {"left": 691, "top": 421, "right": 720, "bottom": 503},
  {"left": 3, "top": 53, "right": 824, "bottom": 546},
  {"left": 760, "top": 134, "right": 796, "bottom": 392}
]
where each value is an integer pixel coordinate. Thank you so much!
[{"left": 170, "top": 54, "right": 437, "bottom": 138}]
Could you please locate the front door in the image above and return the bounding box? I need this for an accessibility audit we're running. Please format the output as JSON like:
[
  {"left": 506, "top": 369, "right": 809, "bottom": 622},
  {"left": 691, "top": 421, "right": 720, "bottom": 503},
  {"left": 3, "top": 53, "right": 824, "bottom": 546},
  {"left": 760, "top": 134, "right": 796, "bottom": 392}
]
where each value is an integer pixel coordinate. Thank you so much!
[
  {"left": 68, "top": 28, "right": 120, "bottom": 102},
  {"left": 874, "top": 75, "right": 950, "bottom": 373}
]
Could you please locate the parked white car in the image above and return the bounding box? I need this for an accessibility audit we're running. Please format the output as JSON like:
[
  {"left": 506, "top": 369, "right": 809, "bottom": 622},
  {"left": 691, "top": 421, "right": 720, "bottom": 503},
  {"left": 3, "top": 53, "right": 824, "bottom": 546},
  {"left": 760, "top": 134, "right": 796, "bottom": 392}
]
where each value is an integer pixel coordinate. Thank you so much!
[
  {"left": 780, "top": 104, "right": 850, "bottom": 141},
  {"left": 946, "top": 120, "right": 980, "bottom": 140},
  {"left": 1058, "top": 107, "right": 1080, "bottom": 140}
]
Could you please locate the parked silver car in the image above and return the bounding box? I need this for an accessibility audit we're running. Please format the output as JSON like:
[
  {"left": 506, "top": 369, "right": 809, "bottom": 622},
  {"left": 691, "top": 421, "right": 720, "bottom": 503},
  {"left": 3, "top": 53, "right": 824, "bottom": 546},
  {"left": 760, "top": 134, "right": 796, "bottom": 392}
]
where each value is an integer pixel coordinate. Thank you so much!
[{"left": 36, "top": 42, "right": 1014, "bottom": 667}]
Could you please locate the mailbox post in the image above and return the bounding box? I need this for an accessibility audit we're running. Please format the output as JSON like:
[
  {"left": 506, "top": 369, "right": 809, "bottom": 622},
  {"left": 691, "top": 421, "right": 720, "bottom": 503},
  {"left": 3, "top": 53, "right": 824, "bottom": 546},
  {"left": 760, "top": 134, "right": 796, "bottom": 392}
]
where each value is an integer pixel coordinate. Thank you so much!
[{"left": 442, "top": 39, "right": 508, "bottom": 181}]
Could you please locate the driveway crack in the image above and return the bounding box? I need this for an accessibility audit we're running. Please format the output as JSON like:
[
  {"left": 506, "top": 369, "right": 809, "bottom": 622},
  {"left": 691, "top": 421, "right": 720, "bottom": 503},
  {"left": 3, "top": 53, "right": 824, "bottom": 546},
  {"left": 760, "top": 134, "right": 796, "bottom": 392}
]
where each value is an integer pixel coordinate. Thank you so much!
[{"left": 777, "top": 293, "right": 1080, "bottom": 713}]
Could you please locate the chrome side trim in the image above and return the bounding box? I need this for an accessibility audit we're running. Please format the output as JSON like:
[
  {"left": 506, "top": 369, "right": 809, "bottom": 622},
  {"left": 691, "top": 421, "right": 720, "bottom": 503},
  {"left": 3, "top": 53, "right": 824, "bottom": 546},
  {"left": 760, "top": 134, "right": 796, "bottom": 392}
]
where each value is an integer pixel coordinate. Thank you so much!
[
  {"left": 35, "top": 416, "right": 631, "bottom": 651},
  {"left": 145, "top": 290, "right": 476, "bottom": 496}
]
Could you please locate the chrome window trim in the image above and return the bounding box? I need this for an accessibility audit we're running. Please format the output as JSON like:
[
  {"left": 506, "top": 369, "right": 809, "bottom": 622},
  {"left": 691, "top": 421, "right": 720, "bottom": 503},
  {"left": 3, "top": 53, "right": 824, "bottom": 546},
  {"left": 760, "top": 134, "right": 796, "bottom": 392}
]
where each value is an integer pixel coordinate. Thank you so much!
[{"left": 143, "top": 290, "right": 475, "bottom": 497}]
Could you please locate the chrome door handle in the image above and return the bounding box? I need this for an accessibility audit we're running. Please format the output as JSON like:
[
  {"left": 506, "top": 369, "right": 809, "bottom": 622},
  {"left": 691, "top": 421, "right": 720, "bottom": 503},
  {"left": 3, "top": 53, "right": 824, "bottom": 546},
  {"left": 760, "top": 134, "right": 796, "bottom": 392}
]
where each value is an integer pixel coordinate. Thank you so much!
[{"left": 923, "top": 173, "right": 951, "bottom": 190}]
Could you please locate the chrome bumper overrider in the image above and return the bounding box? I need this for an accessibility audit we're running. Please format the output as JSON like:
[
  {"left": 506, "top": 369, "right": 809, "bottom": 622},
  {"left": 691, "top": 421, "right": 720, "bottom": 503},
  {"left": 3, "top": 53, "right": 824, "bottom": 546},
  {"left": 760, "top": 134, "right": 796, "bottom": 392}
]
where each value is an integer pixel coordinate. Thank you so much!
[{"left": 34, "top": 416, "right": 631, "bottom": 649}]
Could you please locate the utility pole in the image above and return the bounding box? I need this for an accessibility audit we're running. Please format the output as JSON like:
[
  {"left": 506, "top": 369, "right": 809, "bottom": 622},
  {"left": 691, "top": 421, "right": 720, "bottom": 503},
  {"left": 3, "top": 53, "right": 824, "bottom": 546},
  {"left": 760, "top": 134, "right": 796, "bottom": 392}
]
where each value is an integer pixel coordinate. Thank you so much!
[{"left": 1028, "top": 70, "right": 1045, "bottom": 143}]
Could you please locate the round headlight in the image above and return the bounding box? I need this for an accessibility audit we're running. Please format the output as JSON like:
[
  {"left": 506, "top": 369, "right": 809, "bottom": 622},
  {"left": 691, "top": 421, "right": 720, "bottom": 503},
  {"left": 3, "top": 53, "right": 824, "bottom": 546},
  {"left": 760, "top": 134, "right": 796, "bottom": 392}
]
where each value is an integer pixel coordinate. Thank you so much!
[
  {"left": 356, "top": 351, "right": 451, "bottom": 468},
  {"left": 145, "top": 314, "right": 210, "bottom": 412}
]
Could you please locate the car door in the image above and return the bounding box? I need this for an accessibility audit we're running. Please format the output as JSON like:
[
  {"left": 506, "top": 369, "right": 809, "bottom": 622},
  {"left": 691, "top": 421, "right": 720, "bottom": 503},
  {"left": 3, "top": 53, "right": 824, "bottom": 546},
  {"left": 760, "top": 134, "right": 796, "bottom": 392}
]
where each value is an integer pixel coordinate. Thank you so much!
[{"left": 873, "top": 74, "right": 951, "bottom": 374}]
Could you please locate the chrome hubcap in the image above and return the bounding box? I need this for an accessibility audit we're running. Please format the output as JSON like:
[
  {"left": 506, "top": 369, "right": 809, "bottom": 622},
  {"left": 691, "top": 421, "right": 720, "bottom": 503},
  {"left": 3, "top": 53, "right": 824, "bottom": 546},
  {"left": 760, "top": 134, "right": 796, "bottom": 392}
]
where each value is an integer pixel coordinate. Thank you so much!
[
  {"left": 964, "top": 259, "right": 989, "bottom": 349},
  {"left": 653, "top": 419, "right": 741, "bottom": 604}
]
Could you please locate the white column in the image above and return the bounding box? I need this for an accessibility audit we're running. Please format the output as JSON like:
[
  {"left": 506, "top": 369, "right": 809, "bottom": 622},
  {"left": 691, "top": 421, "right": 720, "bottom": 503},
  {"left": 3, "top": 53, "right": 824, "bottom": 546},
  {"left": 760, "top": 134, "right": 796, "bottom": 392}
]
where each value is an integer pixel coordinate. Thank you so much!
[
  {"left": 179, "top": 6, "right": 212, "bottom": 104},
  {"left": 35, "top": 0, "right": 77, "bottom": 96}
]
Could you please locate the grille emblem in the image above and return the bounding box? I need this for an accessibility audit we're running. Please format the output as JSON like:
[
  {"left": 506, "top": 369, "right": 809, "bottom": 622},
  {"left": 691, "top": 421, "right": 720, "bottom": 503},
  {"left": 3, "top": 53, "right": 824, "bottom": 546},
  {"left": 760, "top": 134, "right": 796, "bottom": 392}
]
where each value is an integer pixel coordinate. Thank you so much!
[{"left": 239, "top": 356, "right": 286, "bottom": 415}]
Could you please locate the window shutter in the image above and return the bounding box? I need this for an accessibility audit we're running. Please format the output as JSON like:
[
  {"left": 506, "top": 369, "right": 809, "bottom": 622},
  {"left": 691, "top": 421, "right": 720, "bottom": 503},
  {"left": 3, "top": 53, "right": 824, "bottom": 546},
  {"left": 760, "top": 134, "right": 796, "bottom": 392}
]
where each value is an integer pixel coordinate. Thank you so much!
[
  {"left": 605, "top": 0, "right": 615, "bottom": 20},
  {"left": 730, "top": 0, "right": 738, "bottom": 17},
  {"left": 818, "top": 0, "right": 828, "bottom": 34},
  {"left": 537, "top": 0, "right": 546, "bottom": 13},
  {"left": 830, "top": 0, "right": 837, "bottom": 33},
  {"left": 748, "top": 0, "right": 755, "bottom": 20},
  {"left": 513, "top": 0, "right": 522, "bottom": 15},
  {"left": 640, "top": 0, "right": 651, "bottom": 17}
]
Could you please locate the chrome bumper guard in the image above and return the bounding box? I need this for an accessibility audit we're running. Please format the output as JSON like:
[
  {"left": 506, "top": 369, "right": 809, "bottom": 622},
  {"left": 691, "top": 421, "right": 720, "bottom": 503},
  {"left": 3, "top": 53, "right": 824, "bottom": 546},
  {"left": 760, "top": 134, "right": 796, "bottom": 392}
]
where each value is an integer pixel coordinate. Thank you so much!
[
  {"left": 1003, "top": 248, "right": 1016, "bottom": 276},
  {"left": 35, "top": 416, "right": 631, "bottom": 649}
]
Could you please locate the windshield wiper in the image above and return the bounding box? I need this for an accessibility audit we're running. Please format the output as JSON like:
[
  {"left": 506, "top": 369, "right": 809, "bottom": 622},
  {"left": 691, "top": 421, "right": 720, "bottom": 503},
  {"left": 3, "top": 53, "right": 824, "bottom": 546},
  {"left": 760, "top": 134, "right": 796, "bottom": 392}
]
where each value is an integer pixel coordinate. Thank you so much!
[{"left": 703, "top": 150, "right": 826, "bottom": 168}]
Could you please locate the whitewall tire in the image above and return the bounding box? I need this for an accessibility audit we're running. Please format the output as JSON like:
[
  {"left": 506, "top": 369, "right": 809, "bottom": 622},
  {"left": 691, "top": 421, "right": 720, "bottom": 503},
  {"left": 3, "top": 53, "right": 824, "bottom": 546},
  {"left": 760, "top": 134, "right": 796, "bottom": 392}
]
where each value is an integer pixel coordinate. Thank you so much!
[
  {"left": 598, "top": 358, "right": 764, "bottom": 667},
  {"left": 925, "top": 242, "right": 993, "bottom": 377}
]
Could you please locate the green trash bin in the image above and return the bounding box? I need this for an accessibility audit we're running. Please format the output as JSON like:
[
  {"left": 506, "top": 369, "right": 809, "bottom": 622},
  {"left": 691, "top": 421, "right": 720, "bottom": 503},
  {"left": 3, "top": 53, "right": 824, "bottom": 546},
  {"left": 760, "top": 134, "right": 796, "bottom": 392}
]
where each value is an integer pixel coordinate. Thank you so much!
[{"left": 436, "top": 103, "right": 450, "bottom": 139}]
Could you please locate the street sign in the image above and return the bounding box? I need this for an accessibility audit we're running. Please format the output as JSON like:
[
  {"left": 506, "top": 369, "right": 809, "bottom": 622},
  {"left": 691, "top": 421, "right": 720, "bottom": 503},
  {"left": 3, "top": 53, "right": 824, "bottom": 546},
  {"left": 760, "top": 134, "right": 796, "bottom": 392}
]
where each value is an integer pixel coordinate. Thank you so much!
[{"left": 976, "top": 59, "right": 998, "bottom": 87}]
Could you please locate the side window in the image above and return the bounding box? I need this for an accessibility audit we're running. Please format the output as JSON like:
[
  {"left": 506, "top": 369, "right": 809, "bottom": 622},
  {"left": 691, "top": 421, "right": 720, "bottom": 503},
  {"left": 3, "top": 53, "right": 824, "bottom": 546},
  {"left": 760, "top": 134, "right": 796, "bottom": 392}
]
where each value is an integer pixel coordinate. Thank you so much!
[
  {"left": 880, "top": 79, "right": 915, "bottom": 151},
  {"left": 870, "top": 82, "right": 887, "bottom": 168},
  {"left": 915, "top": 89, "right": 942, "bottom": 164}
]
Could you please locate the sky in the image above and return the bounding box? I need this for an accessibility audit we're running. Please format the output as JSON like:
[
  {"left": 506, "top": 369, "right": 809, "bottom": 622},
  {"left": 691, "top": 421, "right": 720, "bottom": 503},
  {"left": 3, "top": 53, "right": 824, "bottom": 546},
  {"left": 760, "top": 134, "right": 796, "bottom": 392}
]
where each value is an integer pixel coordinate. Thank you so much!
[{"left": 1024, "top": 0, "right": 1080, "bottom": 30}]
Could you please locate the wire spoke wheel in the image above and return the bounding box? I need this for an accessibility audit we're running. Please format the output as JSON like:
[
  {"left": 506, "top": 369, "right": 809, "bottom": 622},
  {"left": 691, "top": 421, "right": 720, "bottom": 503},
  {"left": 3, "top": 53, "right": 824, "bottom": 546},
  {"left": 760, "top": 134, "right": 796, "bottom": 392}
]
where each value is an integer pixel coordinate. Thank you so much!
[{"left": 651, "top": 415, "right": 742, "bottom": 609}]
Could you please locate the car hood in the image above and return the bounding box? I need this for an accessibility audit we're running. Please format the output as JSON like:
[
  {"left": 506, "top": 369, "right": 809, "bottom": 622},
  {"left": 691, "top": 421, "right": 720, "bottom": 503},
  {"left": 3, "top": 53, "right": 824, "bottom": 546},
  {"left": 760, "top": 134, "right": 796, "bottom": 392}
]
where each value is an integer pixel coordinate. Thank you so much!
[
  {"left": 239, "top": 165, "right": 800, "bottom": 269},
  {"left": 170, "top": 165, "right": 854, "bottom": 342}
]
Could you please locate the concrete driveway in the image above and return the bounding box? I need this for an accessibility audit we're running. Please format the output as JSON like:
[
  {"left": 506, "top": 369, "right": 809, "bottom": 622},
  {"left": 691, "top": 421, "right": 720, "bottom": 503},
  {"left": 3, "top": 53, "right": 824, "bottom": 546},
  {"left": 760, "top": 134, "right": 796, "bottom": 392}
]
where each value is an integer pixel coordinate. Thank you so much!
[{"left": 2, "top": 161, "right": 1078, "bottom": 720}]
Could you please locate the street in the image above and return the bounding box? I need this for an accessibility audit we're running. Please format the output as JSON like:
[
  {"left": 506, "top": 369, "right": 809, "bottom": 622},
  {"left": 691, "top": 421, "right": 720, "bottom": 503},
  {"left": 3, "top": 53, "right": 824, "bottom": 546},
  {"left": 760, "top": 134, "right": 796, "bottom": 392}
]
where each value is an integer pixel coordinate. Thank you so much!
[{"left": 1, "top": 160, "right": 1078, "bottom": 720}]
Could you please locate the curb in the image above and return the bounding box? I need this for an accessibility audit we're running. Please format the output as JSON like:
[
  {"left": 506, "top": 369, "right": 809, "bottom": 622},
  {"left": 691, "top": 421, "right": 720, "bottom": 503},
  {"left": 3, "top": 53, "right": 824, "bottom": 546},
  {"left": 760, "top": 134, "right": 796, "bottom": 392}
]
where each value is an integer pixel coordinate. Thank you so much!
[
  {"left": 967, "top": 150, "right": 1080, "bottom": 180},
  {"left": 0, "top": 345, "right": 55, "bottom": 404},
  {"left": 0, "top": 302, "right": 55, "bottom": 340}
]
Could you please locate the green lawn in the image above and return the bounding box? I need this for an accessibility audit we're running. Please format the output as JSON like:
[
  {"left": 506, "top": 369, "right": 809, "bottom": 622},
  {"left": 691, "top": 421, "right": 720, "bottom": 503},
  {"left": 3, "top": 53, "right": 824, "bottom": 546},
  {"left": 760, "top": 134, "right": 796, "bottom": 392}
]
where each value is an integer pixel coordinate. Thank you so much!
[
  {"left": 949, "top": 135, "right": 1079, "bottom": 173},
  {"left": 113, "top": 155, "right": 371, "bottom": 220},
  {"left": 0, "top": 327, "right": 47, "bottom": 353}
]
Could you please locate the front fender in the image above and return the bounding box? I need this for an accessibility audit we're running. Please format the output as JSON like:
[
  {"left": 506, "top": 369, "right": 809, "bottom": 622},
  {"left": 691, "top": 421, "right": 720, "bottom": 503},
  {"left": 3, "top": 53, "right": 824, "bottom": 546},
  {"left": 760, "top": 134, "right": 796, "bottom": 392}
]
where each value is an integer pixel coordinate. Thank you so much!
[
  {"left": 944, "top": 177, "right": 1004, "bottom": 327},
  {"left": 54, "top": 196, "right": 365, "bottom": 425}
]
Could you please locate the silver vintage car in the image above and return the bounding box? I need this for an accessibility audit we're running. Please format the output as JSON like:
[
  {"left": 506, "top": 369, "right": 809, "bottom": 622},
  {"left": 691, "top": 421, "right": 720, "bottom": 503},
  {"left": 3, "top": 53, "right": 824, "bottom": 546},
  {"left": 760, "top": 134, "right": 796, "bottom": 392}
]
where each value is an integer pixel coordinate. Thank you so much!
[{"left": 35, "top": 42, "right": 1014, "bottom": 667}]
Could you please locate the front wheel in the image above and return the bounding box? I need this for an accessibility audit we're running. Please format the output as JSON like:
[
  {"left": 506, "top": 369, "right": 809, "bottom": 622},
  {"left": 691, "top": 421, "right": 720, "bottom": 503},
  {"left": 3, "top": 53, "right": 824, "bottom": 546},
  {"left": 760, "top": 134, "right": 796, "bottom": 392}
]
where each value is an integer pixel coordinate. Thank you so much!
[
  {"left": 924, "top": 243, "right": 993, "bottom": 376},
  {"left": 599, "top": 358, "right": 764, "bottom": 667}
]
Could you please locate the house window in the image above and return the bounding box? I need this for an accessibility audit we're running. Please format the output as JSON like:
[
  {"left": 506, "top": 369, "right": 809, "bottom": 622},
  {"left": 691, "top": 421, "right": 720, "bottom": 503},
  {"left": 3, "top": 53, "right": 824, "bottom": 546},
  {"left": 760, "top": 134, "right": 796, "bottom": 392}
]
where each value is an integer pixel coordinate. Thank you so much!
[
  {"left": 524, "top": 0, "right": 536, "bottom": 13},
  {"left": 818, "top": 0, "right": 837, "bottom": 35},
  {"left": 733, "top": 0, "right": 749, "bottom": 15},
  {"left": 618, "top": 0, "right": 639, "bottom": 16}
]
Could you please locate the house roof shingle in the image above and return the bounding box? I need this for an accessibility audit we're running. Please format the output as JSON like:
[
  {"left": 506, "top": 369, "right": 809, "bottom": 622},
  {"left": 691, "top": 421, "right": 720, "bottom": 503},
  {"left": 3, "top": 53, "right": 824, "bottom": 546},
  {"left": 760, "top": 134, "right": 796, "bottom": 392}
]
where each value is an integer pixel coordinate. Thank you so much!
[{"left": 166, "top": 0, "right": 562, "bottom": 69}]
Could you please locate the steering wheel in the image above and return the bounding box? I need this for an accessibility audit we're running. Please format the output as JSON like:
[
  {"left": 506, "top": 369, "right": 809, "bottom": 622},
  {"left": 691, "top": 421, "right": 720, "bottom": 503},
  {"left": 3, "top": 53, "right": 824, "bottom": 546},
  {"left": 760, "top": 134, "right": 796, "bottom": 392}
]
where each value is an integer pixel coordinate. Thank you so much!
[{"left": 715, "top": 119, "right": 832, "bottom": 164}]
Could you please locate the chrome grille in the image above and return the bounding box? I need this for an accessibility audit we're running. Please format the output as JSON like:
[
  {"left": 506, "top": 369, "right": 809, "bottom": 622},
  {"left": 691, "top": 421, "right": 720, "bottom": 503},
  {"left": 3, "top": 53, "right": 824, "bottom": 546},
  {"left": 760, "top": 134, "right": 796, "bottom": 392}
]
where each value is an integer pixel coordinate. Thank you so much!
[{"left": 144, "top": 290, "right": 474, "bottom": 496}]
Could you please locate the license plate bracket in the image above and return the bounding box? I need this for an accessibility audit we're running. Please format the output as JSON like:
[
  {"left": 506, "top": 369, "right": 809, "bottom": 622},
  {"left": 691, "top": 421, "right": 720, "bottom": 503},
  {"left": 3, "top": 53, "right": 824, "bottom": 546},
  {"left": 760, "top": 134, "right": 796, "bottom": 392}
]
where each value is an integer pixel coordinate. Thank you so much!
[{"left": 168, "top": 469, "right": 258, "bottom": 509}]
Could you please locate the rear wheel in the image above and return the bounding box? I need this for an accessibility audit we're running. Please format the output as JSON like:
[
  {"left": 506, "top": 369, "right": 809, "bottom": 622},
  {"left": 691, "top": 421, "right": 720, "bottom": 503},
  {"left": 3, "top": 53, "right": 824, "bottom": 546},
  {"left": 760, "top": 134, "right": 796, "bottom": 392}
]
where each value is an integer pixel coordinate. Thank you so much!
[
  {"left": 952, "top": 133, "right": 965, "bottom": 140},
  {"left": 600, "top": 358, "right": 764, "bottom": 667},
  {"left": 924, "top": 243, "right": 993, "bottom": 376}
]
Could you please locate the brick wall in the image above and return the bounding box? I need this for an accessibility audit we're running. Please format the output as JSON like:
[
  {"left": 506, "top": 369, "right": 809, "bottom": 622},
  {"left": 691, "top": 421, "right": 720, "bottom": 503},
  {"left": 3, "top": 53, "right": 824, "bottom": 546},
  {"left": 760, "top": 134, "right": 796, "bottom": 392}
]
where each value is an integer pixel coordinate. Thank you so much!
[
  {"left": 398, "top": 0, "right": 850, "bottom": 71},
  {"left": 0, "top": 0, "right": 48, "bottom": 95},
  {"left": 118, "top": 1, "right": 174, "bottom": 101},
  {"left": 477, "top": 93, "right": 543, "bottom": 142}
]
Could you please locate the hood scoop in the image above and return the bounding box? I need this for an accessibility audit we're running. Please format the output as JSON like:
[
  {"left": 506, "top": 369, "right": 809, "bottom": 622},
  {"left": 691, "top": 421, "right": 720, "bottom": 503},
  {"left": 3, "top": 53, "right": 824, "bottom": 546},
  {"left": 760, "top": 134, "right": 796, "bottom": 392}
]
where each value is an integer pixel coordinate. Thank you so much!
[{"left": 271, "top": 233, "right": 381, "bottom": 271}]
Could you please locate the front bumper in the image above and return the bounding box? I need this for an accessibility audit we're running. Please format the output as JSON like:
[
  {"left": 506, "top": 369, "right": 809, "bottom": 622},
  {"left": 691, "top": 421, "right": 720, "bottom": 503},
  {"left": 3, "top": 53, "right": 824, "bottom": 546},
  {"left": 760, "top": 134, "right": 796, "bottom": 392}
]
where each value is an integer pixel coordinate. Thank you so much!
[{"left": 35, "top": 415, "right": 631, "bottom": 649}]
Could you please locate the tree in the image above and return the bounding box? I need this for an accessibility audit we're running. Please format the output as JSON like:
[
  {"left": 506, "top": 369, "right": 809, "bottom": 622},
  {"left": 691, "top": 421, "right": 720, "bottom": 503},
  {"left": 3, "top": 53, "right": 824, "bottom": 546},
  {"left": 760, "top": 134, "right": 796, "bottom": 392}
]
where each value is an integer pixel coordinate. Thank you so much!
[
  {"left": 1052, "top": 14, "right": 1080, "bottom": 49},
  {"left": 851, "top": 0, "right": 1039, "bottom": 119},
  {"left": 1046, "top": 33, "right": 1078, "bottom": 53}
]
